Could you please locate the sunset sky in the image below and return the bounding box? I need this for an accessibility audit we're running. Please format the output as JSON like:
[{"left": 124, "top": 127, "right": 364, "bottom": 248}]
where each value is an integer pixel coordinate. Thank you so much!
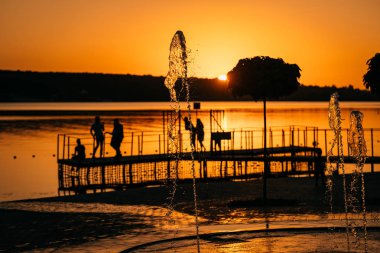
[{"left": 0, "top": 0, "right": 379, "bottom": 89}]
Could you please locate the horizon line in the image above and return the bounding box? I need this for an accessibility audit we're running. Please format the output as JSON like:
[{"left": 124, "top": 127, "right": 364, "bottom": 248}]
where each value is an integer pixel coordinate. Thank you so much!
[{"left": 0, "top": 68, "right": 366, "bottom": 90}]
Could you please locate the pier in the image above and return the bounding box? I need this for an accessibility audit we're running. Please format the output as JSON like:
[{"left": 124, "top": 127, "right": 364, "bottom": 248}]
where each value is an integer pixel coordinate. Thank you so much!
[{"left": 57, "top": 110, "right": 380, "bottom": 195}]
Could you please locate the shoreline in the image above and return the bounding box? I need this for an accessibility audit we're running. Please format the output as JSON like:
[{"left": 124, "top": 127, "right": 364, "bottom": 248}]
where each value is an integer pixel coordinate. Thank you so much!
[
  {"left": 7, "top": 172, "right": 380, "bottom": 206},
  {"left": 1, "top": 175, "right": 380, "bottom": 251}
]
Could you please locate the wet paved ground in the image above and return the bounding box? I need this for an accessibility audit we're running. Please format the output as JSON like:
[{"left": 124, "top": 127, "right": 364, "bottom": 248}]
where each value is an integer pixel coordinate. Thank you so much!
[{"left": 1, "top": 176, "right": 380, "bottom": 252}]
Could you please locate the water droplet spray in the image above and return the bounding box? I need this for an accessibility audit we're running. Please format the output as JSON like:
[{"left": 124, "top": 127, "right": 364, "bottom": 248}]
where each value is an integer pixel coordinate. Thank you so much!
[
  {"left": 164, "top": 30, "right": 200, "bottom": 252},
  {"left": 327, "top": 92, "right": 350, "bottom": 251},
  {"left": 348, "top": 111, "right": 368, "bottom": 252}
]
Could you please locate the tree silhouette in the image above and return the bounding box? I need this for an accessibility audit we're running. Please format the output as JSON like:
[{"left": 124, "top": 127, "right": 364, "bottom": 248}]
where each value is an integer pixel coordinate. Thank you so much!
[
  {"left": 227, "top": 56, "right": 301, "bottom": 200},
  {"left": 363, "top": 53, "right": 380, "bottom": 95}
]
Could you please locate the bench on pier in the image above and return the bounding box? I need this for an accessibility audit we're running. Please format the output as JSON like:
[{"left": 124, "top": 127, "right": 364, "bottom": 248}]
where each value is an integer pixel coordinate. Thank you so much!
[{"left": 211, "top": 131, "right": 231, "bottom": 152}]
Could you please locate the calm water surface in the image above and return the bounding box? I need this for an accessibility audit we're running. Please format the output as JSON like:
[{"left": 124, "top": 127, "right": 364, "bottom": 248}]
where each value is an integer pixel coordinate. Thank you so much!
[{"left": 0, "top": 101, "right": 379, "bottom": 201}]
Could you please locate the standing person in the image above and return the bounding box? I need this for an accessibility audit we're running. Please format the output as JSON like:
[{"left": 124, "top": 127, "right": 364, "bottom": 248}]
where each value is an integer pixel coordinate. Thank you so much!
[
  {"left": 108, "top": 118, "right": 124, "bottom": 158},
  {"left": 73, "top": 138, "right": 86, "bottom": 160},
  {"left": 90, "top": 116, "right": 104, "bottom": 158},
  {"left": 314, "top": 149, "right": 325, "bottom": 186},
  {"left": 183, "top": 116, "right": 196, "bottom": 149},
  {"left": 196, "top": 118, "right": 205, "bottom": 151}
]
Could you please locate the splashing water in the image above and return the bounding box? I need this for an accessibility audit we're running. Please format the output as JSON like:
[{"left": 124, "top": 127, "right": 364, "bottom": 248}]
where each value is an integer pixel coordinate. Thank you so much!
[
  {"left": 327, "top": 92, "right": 350, "bottom": 251},
  {"left": 348, "top": 111, "right": 367, "bottom": 166},
  {"left": 164, "top": 30, "right": 200, "bottom": 252},
  {"left": 348, "top": 111, "right": 368, "bottom": 252},
  {"left": 164, "top": 31, "right": 186, "bottom": 220},
  {"left": 165, "top": 31, "right": 187, "bottom": 102}
]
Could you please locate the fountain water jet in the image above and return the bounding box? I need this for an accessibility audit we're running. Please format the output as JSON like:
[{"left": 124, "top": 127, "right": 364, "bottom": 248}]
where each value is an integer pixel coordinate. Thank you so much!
[
  {"left": 164, "top": 30, "right": 200, "bottom": 252},
  {"left": 327, "top": 94, "right": 371, "bottom": 252},
  {"left": 165, "top": 31, "right": 187, "bottom": 102},
  {"left": 327, "top": 92, "right": 350, "bottom": 251},
  {"left": 348, "top": 110, "right": 368, "bottom": 252}
]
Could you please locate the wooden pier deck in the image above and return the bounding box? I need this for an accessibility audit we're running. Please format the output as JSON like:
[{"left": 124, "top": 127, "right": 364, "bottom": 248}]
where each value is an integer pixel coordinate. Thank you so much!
[
  {"left": 58, "top": 144, "right": 380, "bottom": 196},
  {"left": 58, "top": 145, "right": 319, "bottom": 195},
  {"left": 57, "top": 112, "right": 380, "bottom": 195},
  {"left": 59, "top": 146, "right": 319, "bottom": 166}
]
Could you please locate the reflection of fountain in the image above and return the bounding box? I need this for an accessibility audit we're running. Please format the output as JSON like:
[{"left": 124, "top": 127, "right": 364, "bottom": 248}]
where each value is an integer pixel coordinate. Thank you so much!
[{"left": 164, "top": 30, "right": 200, "bottom": 252}]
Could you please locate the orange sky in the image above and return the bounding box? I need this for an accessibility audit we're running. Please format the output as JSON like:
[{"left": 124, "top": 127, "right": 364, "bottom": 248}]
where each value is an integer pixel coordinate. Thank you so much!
[{"left": 0, "top": 0, "right": 379, "bottom": 88}]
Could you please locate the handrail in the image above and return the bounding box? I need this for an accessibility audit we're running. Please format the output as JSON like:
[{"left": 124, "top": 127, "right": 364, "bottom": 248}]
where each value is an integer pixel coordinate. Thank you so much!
[{"left": 57, "top": 127, "right": 380, "bottom": 170}]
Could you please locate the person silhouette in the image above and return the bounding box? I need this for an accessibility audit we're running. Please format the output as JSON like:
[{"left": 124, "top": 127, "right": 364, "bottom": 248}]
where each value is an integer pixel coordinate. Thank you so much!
[
  {"left": 183, "top": 116, "right": 196, "bottom": 149},
  {"left": 90, "top": 116, "right": 104, "bottom": 158},
  {"left": 214, "top": 132, "right": 222, "bottom": 152},
  {"left": 73, "top": 138, "right": 85, "bottom": 160},
  {"left": 108, "top": 118, "right": 124, "bottom": 158},
  {"left": 196, "top": 118, "right": 205, "bottom": 151},
  {"left": 314, "top": 149, "right": 325, "bottom": 186}
]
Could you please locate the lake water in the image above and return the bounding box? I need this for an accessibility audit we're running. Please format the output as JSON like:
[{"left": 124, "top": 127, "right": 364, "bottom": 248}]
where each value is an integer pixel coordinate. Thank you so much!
[{"left": 0, "top": 101, "right": 379, "bottom": 202}]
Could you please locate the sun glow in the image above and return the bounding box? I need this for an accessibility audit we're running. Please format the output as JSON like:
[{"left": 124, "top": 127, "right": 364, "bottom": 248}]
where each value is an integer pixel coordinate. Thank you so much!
[{"left": 218, "top": 74, "right": 227, "bottom": 81}]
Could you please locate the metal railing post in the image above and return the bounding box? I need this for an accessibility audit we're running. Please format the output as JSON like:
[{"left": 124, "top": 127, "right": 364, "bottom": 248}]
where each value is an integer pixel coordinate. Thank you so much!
[
  {"left": 138, "top": 135, "right": 140, "bottom": 156},
  {"left": 141, "top": 132, "right": 144, "bottom": 155},
  {"left": 63, "top": 135, "right": 66, "bottom": 160},
  {"left": 131, "top": 132, "right": 134, "bottom": 156},
  {"left": 371, "top": 128, "right": 374, "bottom": 173},
  {"left": 68, "top": 136, "right": 70, "bottom": 159},
  {"left": 324, "top": 129, "right": 328, "bottom": 156},
  {"left": 159, "top": 134, "right": 161, "bottom": 155},
  {"left": 57, "top": 135, "right": 60, "bottom": 161}
]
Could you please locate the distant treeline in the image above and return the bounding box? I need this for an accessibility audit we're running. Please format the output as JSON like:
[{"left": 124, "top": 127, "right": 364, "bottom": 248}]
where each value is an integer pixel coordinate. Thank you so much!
[{"left": 0, "top": 70, "right": 378, "bottom": 102}]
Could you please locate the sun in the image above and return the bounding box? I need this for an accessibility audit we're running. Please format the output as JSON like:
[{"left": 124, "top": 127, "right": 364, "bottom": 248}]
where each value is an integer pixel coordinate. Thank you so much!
[{"left": 218, "top": 74, "right": 227, "bottom": 81}]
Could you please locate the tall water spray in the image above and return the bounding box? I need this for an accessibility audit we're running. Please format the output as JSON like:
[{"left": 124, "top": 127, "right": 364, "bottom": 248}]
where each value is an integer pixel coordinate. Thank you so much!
[
  {"left": 327, "top": 92, "right": 350, "bottom": 251},
  {"left": 165, "top": 31, "right": 187, "bottom": 102},
  {"left": 164, "top": 31, "right": 186, "bottom": 214},
  {"left": 348, "top": 111, "right": 368, "bottom": 252},
  {"left": 164, "top": 30, "right": 200, "bottom": 252}
]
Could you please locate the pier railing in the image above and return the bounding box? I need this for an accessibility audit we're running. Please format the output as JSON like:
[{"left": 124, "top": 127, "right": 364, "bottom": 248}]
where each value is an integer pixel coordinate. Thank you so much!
[
  {"left": 57, "top": 126, "right": 380, "bottom": 166},
  {"left": 57, "top": 126, "right": 380, "bottom": 195}
]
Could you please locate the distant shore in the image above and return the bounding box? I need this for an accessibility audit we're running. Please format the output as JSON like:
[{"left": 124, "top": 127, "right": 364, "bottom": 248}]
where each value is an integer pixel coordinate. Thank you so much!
[
  {"left": 1, "top": 175, "right": 380, "bottom": 251},
  {"left": 1, "top": 70, "right": 379, "bottom": 102}
]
